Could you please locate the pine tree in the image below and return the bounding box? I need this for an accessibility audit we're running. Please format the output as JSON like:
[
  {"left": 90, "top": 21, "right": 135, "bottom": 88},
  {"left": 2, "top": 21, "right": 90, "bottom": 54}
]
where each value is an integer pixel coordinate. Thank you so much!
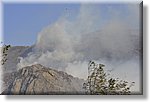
[{"left": 83, "top": 61, "right": 135, "bottom": 95}]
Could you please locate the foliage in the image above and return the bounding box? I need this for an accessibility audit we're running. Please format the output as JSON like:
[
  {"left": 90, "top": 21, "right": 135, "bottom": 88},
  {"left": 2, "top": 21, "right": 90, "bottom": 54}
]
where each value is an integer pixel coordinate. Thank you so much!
[
  {"left": 1, "top": 44, "right": 11, "bottom": 65},
  {"left": 83, "top": 61, "right": 135, "bottom": 95}
]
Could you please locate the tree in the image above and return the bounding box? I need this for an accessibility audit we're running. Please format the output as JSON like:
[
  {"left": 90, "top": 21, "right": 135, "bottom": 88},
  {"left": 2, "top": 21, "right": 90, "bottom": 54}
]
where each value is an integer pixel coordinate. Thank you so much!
[
  {"left": 83, "top": 61, "right": 135, "bottom": 95},
  {"left": 1, "top": 44, "right": 11, "bottom": 65}
]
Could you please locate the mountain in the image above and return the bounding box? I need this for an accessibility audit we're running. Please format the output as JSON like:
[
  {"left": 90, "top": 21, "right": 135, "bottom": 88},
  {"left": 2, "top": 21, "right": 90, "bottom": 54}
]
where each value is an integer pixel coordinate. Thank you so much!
[
  {"left": 3, "top": 46, "right": 30, "bottom": 73},
  {"left": 2, "top": 64, "right": 85, "bottom": 95}
]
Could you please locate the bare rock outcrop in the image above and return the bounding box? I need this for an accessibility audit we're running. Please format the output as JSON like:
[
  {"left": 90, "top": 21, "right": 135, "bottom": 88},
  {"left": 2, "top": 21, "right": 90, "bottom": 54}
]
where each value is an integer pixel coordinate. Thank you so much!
[{"left": 2, "top": 64, "right": 84, "bottom": 95}]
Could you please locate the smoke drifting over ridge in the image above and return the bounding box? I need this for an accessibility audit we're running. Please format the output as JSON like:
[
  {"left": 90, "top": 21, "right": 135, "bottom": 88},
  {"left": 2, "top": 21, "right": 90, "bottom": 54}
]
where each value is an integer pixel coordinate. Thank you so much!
[{"left": 17, "top": 4, "right": 141, "bottom": 92}]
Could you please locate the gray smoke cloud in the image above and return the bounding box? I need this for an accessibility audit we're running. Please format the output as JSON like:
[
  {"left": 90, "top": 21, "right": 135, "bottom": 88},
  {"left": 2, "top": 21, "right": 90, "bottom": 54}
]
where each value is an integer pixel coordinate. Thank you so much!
[{"left": 17, "top": 3, "right": 141, "bottom": 92}]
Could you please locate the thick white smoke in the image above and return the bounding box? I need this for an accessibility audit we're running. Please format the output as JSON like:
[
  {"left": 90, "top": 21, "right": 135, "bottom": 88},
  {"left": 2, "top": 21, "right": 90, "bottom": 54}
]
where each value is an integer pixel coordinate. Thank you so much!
[{"left": 17, "top": 4, "right": 141, "bottom": 92}]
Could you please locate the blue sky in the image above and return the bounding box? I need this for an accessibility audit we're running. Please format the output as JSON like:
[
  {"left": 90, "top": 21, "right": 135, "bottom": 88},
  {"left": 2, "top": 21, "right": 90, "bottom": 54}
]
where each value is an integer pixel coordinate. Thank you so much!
[
  {"left": 3, "top": 3, "right": 80, "bottom": 45},
  {"left": 3, "top": 3, "right": 139, "bottom": 46}
]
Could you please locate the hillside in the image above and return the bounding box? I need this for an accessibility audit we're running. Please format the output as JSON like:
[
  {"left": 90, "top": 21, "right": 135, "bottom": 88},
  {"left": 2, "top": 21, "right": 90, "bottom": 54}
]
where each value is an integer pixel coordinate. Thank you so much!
[
  {"left": 2, "top": 64, "right": 85, "bottom": 95},
  {"left": 2, "top": 46, "right": 29, "bottom": 73}
]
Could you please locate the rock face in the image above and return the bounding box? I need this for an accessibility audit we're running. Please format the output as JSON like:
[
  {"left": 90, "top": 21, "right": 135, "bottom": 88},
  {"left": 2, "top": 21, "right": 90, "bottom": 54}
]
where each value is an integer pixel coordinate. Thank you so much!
[{"left": 2, "top": 64, "right": 85, "bottom": 95}]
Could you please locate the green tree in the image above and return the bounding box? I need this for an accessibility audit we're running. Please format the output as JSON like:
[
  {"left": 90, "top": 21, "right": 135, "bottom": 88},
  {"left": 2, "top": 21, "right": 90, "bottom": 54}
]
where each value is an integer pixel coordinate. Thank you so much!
[
  {"left": 1, "top": 44, "right": 11, "bottom": 65},
  {"left": 83, "top": 61, "right": 135, "bottom": 95}
]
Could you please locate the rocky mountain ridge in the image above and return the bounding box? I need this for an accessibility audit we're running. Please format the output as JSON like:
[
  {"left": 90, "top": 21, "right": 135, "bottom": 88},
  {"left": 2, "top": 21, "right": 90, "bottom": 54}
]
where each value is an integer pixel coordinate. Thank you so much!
[{"left": 2, "top": 64, "right": 85, "bottom": 95}]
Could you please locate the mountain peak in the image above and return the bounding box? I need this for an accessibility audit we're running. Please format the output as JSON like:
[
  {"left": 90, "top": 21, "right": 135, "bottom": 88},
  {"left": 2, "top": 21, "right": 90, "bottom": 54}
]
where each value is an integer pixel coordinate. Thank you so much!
[{"left": 2, "top": 64, "right": 85, "bottom": 95}]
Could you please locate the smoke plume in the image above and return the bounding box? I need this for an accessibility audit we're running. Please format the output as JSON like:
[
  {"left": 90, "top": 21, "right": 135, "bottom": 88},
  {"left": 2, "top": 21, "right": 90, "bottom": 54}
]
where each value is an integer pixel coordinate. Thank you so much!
[{"left": 17, "top": 3, "right": 141, "bottom": 92}]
